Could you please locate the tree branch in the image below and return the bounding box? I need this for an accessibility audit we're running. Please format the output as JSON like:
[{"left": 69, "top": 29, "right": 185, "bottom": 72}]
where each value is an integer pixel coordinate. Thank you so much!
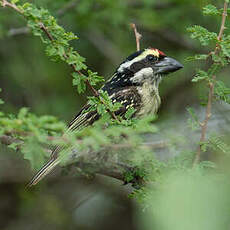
[
  {"left": 217, "top": 2, "right": 228, "bottom": 41},
  {"left": 0, "top": 0, "right": 168, "bottom": 185},
  {"left": 0, "top": 1, "right": 98, "bottom": 97},
  {"left": 193, "top": 1, "right": 228, "bottom": 166},
  {"left": 130, "top": 23, "right": 142, "bottom": 51},
  {"left": 0, "top": 135, "right": 23, "bottom": 147},
  {"left": 0, "top": 133, "right": 168, "bottom": 184},
  {"left": 1, "top": 0, "right": 23, "bottom": 13},
  {"left": 1, "top": 0, "right": 121, "bottom": 121},
  {"left": 38, "top": 22, "right": 55, "bottom": 41}
]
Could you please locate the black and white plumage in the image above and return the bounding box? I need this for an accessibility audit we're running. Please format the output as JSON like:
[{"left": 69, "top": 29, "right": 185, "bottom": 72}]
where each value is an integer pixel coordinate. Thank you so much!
[{"left": 28, "top": 48, "right": 183, "bottom": 186}]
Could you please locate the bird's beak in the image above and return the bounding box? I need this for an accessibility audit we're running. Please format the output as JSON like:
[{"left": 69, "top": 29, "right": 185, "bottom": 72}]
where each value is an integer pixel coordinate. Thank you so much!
[{"left": 154, "top": 57, "right": 183, "bottom": 75}]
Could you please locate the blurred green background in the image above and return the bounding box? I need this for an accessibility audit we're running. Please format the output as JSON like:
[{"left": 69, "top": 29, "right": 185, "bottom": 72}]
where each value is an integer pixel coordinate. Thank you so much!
[{"left": 1, "top": 0, "right": 230, "bottom": 229}]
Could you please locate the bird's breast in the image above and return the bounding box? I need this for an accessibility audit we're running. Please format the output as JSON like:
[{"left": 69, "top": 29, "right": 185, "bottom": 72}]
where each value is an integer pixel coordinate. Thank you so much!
[{"left": 136, "top": 81, "right": 161, "bottom": 117}]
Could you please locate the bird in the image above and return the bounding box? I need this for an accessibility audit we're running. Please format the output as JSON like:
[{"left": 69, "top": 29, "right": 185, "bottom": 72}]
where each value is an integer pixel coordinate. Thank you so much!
[{"left": 28, "top": 48, "right": 183, "bottom": 186}]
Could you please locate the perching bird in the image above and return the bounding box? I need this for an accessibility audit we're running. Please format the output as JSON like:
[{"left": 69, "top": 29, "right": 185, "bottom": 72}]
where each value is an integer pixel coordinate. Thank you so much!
[{"left": 28, "top": 48, "right": 183, "bottom": 186}]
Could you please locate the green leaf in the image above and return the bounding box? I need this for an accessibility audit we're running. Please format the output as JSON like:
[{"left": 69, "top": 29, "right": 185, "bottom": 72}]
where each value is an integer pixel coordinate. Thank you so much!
[
  {"left": 192, "top": 70, "right": 209, "bottom": 82},
  {"left": 194, "top": 54, "right": 209, "bottom": 60},
  {"left": 186, "top": 54, "right": 208, "bottom": 62},
  {"left": 11, "top": 0, "right": 20, "bottom": 4},
  {"left": 220, "top": 38, "right": 230, "bottom": 59},
  {"left": 125, "top": 107, "right": 136, "bottom": 120},
  {"left": 57, "top": 45, "right": 65, "bottom": 57},
  {"left": 99, "top": 90, "right": 110, "bottom": 105},
  {"left": 208, "top": 63, "right": 221, "bottom": 76},
  {"left": 72, "top": 72, "right": 87, "bottom": 93},
  {"left": 209, "top": 135, "right": 230, "bottom": 154},
  {"left": 187, "top": 25, "right": 217, "bottom": 46},
  {"left": 187, "top": 107, "right": 199, "bottom": 123},
  {"left": 67, "top": 53, "right": 79, "bottom": 65},
  {"left": 203, "top": 4, "right": 220, "bottom": 16},
  {"left": 18, "top": 107, "right": 29, "bottom": 119},
  {"left": 111, "top": 102, "right": 122, "bottom": 112},
  {"left": 200, "top": 141, "right": 208, "bottom": 152},
  {"left": 46, "top": 45, "right": 58, "bottom": 57},
  {"left": 21, "top": 137, "right": 47, "bottom": 170},
  {"left": 215, "top": 81, "right": 230, "bottom": 104},
  {"left": 97, "top": 104, "right": 106, "bottom": 115},
  {"left": 198, "top": 161, "right": 216, "bottom": 169},
  {"left": 88, "top": 70, "right": 104, "bottom": 86},
  {"left": 187, "top": 107, "right": 200, "bottom": 131},
  {"left": 12, "top": 2, "right": 105, "bottom": 97}
]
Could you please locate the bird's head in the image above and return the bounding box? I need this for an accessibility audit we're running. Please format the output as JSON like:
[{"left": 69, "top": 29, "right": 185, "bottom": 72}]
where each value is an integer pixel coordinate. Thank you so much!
[{"left": 103, "top": 48, "right": 183, "bottom": 92}]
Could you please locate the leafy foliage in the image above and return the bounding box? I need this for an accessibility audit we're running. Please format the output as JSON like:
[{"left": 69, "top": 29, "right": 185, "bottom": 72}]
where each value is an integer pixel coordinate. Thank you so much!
[
  {"left": 0, "top": 0, "right": 229, "bottom": 185},
  {"left": 0, "top": 0, "right": 151, "bottom": 174},
  {"left": 188, "top": 3, "right": 230, "bottom": 105},
  {"left": 186, "top": 1, "right": 230, "bottom": 174},
  {"left": 10, "top": 1, "right": 117, "bottom": 119},
  {"left": 215, "top": 80, "right": 230, "bottom": 103},
  {"left": 203, "top": 4, "right": 220, "bottom": 16},
  {"left": 1, "top": 1, "right": 230, "bottom": 229},
  {"left": 192, "top": 69, "right": 209, "bottom": 82},
  {"left": 0, "top": 107, "right": 66, "bottom": 168},
  {"left": 187, "top": 25, "right": 217, "bottom": 46}
]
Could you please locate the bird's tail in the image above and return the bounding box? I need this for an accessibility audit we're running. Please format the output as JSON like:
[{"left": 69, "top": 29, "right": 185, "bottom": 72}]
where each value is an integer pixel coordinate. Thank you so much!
[{"left": 27, "top": 157, "right": 60, "bottom": 187}]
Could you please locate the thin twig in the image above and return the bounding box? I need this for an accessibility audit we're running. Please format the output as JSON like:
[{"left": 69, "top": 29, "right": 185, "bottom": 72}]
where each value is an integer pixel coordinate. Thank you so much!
[
  {"left": 1, "top": 0, "right": 23, "bottom": 13},
  {"left": 6, "top": 0, "right": 80, "bottom": 35},
  {"left": 0, "top": 133, "right": 167, "bottom": 184},
  {"left": 193, "top": 1, "right": 228, "bottom": 166},
  {"left": 0, "top": 135, "right": 23, "bottom": 147},
  {"left": 38, "top": 22, "right": 101, "bottom": 98},
  {"left": 0, "top": 134, "right": 168, "bottom": 151},
  {"left": 130, "top": 23, "right": 142, "bottom": 51},
  {"left": 0, "top": 1, "right": 98, "bottom": 97},
  {"left": 1, "top": 0, "right": 119, "bottom": 120},
  {"left": 38, "top": 24, "right": 119, "bottom": 120},
  {"left": 39, "top": 22, "right": 54, "bottom": 41},
  {"left": 218, "top": 2, "right": 228, "bottom": 41},
  {"left": 35, "top": 12, "right": 119, "bottom": 120}
]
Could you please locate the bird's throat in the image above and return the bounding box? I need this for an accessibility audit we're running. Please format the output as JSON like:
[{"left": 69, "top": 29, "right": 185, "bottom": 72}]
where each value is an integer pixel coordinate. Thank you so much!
[{"left": 136, "top": 79, "right": 161, "bottom": 117}]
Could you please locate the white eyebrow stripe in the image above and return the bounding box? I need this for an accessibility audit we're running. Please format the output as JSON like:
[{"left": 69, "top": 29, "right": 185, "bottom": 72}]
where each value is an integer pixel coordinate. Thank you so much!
[{"left": 118, "top": 49, "right": 159, "bottom": 72}]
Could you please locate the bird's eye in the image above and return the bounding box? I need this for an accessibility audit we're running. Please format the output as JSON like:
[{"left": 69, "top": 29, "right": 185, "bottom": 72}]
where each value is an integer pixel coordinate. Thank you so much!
[{"left": 147, "top": 55, "right": 157, "bottom": 62}]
